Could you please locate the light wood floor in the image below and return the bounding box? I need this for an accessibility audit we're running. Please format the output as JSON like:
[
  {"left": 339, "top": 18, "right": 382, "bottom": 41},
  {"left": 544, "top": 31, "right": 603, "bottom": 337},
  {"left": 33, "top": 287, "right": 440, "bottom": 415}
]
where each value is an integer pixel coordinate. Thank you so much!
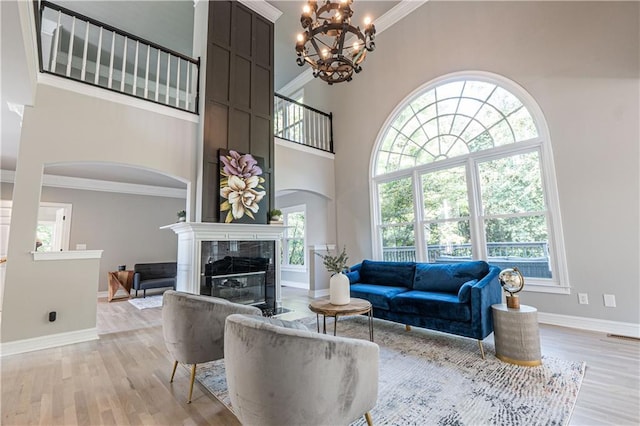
[{"left": 2, "top": 287, "right": 639, "bottom": 425}]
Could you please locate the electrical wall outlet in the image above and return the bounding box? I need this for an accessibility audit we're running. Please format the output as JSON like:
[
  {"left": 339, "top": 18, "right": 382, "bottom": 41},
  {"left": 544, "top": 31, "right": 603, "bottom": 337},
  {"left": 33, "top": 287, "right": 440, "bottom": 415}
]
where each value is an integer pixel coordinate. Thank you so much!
[
  {"left": 578, "top": 293, "right": 589, "bottom": 304},
  {"left": 603, "top": 294, "right": 616, "bottom": 308},
  {"left": 75, "top": 243, "right": 87, "bottom": 250}
]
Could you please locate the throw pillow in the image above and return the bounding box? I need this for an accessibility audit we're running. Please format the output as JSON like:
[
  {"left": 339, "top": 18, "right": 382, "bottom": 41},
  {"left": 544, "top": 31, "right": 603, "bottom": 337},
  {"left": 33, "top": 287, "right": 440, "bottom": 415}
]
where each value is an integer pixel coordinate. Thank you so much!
[{"left": 457, "top": 279, "right": 478, "bottom": 303}]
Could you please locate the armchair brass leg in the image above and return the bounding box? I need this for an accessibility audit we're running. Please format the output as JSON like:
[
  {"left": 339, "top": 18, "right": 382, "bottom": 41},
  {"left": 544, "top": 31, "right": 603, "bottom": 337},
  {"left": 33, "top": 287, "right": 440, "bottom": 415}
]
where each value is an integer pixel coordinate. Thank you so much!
[
  {"left": 405, "top": 324, "right": 411, "bottom": 331},
  {"left": 188, "top": 364, "right": 197, "bottom": 404},
  {"left": 478, "top": 340, "right": 486, "bottom": 360},
  {"left": 364, "top": 411, "right": 373, "bottom": 426},
  {"left": 170, "top": 360, "right": 178, "bottom": 383}
]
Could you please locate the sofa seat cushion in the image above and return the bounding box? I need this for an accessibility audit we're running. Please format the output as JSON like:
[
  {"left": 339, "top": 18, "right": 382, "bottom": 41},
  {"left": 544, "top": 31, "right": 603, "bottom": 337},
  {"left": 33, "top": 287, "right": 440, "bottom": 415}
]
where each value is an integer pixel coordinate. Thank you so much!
[
  {"left": 413, "top": 261, "right": 489, "bottom": 293},
  {"left": 139, "top": 277, "right": 175, "bottom": 290},
  {"left": 389, "top": 291, "right": 471, "bottom": 322},
  {"left": 350, "top": 284, "right": 410, "bottom": 310},
  {"left": 359, "top": 260, "right": 416, "bottom": 288}
]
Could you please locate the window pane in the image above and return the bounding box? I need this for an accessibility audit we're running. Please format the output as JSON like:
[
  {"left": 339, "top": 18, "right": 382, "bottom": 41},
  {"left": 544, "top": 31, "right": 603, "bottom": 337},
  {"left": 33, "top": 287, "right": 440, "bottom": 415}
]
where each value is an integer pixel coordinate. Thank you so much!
[
  {"left": 484, "top": 215, "right": 552, "bottom": 278},
  {"left": 381, "top": 225, "right": 415, "bottom": 261},
  {"left": 286, "top": 212, "right": 304, "bottom": 238},
  {"left": 424, "top": 221, "right": 471, "bottom": 262},
  {"left": 379, "top": 178, "right": 414, "bottom": 224},
  {"left": 479, "top": 151, "right": 545, "bottom": 215},
  {"left": 422, "top": 166, "right": 469, "bottom": 220},
  {"left": 287, "top": 239, "right": 305, "bottom": 266}
]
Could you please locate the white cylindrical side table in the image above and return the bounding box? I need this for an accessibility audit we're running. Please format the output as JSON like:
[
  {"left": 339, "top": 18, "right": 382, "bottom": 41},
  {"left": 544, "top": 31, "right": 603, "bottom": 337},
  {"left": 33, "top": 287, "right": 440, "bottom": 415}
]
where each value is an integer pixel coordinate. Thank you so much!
[{"left": 492, "top": 303, "right": 542, "bottom": 366}]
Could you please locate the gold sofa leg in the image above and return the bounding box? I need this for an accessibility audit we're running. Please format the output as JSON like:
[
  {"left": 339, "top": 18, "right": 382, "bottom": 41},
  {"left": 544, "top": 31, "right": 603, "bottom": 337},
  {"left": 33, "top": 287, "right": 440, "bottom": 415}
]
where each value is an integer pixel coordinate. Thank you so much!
[
  {"left": 405, "top": 325, "right": 412, "bottom": 331},
  {"left": 364, "top": 411, "right": 373, "bottom": 426},
  {"left": 478, "top": 340, "right": 486, "bottom": 360},
  {"left": 188, "top": 364, "right": 197, "bottom": 403},
  {"left": 170, "top": 360, "right": 178, "bottom": 383}
]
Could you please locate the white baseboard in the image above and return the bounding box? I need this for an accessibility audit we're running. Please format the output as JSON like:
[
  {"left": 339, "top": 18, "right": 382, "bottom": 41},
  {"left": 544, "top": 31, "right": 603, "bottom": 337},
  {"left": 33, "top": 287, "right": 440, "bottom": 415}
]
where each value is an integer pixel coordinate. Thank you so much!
[
  {"left": 309, "top": 288, "right": 329, "bottom": 298},
  {"left": 281, "top": 280, "right": 309, "bottom": 290},
  {"left": 1, "top": 328, "right": 99, "bottom": 357},
  {"left": 97, "top": 289, "right": 130, "bottom": 299},
  {"left": 538, "top": 311, "right": 640, "bottom": 338}
]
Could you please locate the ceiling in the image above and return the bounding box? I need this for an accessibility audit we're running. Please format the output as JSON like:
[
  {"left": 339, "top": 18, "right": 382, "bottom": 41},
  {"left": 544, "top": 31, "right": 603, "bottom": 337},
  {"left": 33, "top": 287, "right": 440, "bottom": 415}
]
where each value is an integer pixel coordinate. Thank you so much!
[{"left": 0, "top": 0, "right": 401, "bottom": 190}]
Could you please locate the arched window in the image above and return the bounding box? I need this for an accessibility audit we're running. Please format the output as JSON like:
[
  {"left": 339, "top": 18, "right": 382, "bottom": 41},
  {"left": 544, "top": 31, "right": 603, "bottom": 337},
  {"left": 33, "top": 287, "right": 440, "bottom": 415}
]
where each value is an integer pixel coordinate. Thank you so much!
[{"left": 371, "top": 72, "right": 569, "bottom": 292}]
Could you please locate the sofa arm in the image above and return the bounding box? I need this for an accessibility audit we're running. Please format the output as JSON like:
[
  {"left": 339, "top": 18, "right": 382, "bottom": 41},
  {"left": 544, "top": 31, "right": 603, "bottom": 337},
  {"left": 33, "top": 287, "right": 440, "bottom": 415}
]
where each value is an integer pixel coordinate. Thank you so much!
[
  {"left": 470, "top": 265, "right": 502, "bottom": 339},
  {"left": 133, "top": 272, "right": 142, "bottom": 290},
  {"left": 345, "top": 268, "right": 361, "bottom": 284}
]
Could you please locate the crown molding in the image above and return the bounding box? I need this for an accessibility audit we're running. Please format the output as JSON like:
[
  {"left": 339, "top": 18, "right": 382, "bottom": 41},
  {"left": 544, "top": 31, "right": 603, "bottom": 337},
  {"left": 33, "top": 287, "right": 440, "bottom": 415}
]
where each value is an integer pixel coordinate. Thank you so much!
[
  {"left": 238, "top": 0, "right": 282, "bottom": 23},
  {"left": 1, "top": 169, "right": 188, "bottom": 199},
  {"left": 279, "top": 0, "right": 429, "bottom": 96}
]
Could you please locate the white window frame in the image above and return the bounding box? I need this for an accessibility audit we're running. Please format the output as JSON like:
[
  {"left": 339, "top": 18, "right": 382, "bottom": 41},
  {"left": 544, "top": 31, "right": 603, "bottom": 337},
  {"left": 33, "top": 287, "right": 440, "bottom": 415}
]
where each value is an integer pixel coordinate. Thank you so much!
[
  {"left": 281, "top": 204, "right": 307, "bottom": 272},
  {"left": 369, "top": 71, "right": 570, "bottom": 294}
]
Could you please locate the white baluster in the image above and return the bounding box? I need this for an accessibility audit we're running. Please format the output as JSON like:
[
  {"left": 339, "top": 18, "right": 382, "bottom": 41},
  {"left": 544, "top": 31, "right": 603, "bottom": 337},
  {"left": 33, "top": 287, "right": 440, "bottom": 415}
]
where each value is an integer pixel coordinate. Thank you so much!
[
  {"left": 108, "top": 32, "right": 115, "bottom": 88},
  {"left": 50, "top": 11, "right": 61, "bottom": 72},
  {"left": 144, "top": 45, "right": 150, "bottom": 98},
  {"left": 133, "top": 41, "right": 139, "bottom": 95},
  {"left": 66, "top": 16, "right": 76, "bottom": 77},
  {"left": 155, "top": 50, "right": 160, "bottom": 102},
  {"left": 81, "top": 21, "right": 89, "bottom": 81},
  {"left": 185, "top": 62, "right": 191, "bottom": 111},
  {"left": 165, "top": 55, "right": 171, "bottom": 104},
  {"left": 94, "top": 27, "right": 103, "bottom": 85},
  {"left": 120, "top": 37, "right": 128, "bottom": 92},
  {"left": 175, "top": 58, "right": 181, "bottom": 107}
]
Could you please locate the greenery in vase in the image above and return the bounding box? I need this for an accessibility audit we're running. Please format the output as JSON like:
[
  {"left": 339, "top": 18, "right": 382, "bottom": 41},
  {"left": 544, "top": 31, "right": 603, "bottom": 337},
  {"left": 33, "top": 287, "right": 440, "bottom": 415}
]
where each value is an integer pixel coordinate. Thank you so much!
[
  {"left": 315, "top": 246, "right": 349, "bottom": 275},
  {"left": 177, "top": 210, "right": 186, "bottom": 218}
]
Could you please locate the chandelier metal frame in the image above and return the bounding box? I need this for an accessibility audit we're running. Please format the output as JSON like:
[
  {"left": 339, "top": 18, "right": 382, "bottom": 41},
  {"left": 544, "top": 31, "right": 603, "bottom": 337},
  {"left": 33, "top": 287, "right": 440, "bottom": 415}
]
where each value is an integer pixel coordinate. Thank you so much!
[{"left": 295, "top": 0, "right": 376, "bottom": 85}]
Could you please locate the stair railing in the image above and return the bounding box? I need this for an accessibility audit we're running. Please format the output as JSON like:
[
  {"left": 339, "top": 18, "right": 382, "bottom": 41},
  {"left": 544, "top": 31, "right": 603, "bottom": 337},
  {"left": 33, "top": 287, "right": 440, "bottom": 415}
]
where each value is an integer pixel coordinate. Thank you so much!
[
  {"left": 35, "top": 0, "right": 200, "bottom": 114},
  {"left": 274, "top": 93, "right": 333, "bottom": 153}
]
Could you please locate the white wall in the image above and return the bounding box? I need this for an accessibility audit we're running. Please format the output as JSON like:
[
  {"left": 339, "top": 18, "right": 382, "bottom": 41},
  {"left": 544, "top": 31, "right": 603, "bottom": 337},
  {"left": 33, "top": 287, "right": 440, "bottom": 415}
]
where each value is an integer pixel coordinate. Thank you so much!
[
  {"left": 2, "top": 83, "right": 197, "bottom": 343},
  {"left": 303, "top": 1, "right": 639, "bottom": 324}
]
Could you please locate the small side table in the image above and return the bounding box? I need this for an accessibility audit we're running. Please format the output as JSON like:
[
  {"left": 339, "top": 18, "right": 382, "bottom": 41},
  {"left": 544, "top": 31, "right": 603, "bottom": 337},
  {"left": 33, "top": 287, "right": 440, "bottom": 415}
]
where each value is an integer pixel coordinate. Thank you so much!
[
  {"left": 309, "top": 297, "right": 374, "bottom": 342},
  {"left": 108, "top": 270, "right": 134, "bottom": 302},
  {"left": 492, "top": 303, "right": 542, "bottom": 366}
]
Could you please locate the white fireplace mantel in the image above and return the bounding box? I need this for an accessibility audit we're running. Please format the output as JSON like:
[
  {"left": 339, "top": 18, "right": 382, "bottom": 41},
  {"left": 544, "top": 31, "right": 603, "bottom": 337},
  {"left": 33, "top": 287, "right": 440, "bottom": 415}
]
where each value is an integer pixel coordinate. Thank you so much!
[{"left": 161, "top": 222, "right": 286, "bottom": 308}]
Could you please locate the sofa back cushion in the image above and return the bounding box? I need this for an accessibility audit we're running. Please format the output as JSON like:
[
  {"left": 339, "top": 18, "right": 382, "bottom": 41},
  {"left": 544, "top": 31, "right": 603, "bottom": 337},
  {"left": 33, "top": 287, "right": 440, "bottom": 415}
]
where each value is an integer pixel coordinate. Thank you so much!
[
  {"left": 413, "top": 261, "right": 489, "bottom": 293},
  {"left": 359, "top": 260, "right": 416, "bottom": 288},
  {"left": 134, "top": 262, "right": 177, "bottom": 280}
]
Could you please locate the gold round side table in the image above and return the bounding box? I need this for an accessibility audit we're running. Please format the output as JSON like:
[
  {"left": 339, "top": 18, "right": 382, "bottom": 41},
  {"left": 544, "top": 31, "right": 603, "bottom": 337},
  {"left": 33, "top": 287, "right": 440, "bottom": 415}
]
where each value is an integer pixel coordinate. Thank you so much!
[{"left": 308, "top": 297, "right": 374, "bottom": 342}]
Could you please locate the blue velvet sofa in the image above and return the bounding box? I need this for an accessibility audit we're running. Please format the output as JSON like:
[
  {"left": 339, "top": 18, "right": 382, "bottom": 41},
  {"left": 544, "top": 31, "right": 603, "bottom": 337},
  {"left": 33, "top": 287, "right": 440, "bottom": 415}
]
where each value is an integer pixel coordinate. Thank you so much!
[{"left": 346, "top": 260, "right": 501, "bottom": 355}]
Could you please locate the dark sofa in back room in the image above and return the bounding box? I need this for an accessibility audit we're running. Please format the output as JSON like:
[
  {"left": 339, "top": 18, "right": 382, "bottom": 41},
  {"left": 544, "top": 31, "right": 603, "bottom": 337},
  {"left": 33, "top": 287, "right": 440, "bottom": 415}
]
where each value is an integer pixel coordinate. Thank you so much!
[
  {"left": 133, "top": 262, "right": 177, "bottom": 298},
  {"left": 346, "top": 260, "right": 501, "bottom": 357}
]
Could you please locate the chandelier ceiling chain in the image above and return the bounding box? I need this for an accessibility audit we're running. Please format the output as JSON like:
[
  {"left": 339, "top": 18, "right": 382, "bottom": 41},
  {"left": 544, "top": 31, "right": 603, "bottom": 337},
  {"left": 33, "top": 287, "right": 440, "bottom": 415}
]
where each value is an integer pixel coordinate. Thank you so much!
[{"left": 295, "top": 0, "right": 376, "bottom": 85}]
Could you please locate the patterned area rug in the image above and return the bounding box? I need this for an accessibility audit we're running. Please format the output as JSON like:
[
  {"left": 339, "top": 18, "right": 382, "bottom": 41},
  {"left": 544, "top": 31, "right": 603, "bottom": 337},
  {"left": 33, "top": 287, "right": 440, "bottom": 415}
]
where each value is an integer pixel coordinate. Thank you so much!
[
  {"left": 127, "top": 295, "right": 163, "bottom": 309},
  {"left": 196, "top": 316, "right": 585, "bottom": 426}
]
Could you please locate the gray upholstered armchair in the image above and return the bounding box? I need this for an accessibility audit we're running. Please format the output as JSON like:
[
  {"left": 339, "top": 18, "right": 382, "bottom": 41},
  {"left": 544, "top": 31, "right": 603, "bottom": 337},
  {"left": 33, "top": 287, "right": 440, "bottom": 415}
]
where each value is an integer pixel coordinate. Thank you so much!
[
  {"left": 224, "top": 314, "right": 379, "bottom": 426},
  {"left": 161, "top": 290, "right": 262, "bottom": 403}
]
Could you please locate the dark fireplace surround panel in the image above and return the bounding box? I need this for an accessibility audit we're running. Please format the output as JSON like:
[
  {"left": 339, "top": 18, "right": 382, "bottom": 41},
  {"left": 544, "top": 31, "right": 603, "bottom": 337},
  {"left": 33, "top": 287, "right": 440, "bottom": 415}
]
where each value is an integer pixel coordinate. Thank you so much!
[{"left": 200, "top": 240, "right": 276, "bottom": 311}]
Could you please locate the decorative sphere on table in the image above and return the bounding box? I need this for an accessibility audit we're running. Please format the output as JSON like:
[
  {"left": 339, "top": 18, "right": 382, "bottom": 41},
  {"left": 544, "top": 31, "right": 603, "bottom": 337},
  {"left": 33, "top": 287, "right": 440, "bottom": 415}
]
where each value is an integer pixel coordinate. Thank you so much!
[{"left": 499, "top": 267, "right": 524, "bottom": 309}]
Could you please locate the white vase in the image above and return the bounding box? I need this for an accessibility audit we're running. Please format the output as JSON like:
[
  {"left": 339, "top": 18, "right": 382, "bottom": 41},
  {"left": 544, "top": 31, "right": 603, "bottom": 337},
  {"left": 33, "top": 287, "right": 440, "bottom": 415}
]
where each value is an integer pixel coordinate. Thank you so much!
[{"left": 329, "top": 272, "right": 350, "bottom": 305}]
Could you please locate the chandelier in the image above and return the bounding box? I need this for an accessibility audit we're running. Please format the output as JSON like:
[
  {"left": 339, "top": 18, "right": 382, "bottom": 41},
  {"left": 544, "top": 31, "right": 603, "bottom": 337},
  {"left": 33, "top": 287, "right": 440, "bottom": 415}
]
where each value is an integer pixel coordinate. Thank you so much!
[{"left": 295, "top": 0, "right": 376, "bottom": 85}]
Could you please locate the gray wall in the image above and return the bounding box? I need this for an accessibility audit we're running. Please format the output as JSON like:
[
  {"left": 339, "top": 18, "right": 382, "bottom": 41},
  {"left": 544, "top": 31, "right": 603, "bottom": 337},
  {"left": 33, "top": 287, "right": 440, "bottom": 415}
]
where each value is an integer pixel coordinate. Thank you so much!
[
  {"left": 276, "top": 190, "right": 335, "bottom": 290},
  {"left": 1, "top": 183, "right": 184, "bottom": 292},
  {"left": 303, "top": 1, "right": 639, "bottom": 324}
]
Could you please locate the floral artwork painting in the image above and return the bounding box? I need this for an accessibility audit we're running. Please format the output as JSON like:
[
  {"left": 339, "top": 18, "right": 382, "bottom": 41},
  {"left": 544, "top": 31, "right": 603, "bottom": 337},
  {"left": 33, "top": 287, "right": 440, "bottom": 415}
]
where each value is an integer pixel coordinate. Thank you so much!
[{"left": 219, "top": 149, "right": 267, "bottom": 224}]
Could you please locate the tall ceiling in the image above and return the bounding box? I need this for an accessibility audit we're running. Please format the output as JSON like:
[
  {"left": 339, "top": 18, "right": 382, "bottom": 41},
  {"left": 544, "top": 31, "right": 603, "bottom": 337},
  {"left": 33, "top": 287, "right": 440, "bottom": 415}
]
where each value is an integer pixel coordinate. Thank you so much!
[{"left": 0, "top": 0, "right": 401, "bottom": 188}]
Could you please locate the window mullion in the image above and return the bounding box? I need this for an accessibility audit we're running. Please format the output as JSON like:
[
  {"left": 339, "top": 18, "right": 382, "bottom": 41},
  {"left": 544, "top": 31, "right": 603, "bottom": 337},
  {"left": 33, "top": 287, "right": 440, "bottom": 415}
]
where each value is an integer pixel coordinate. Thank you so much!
[
  {"left": 413, "top": 170, "right": 426, "bottom": 262},
  {"left": 466, "top": 157, "right": 487, "bottom": 260}
]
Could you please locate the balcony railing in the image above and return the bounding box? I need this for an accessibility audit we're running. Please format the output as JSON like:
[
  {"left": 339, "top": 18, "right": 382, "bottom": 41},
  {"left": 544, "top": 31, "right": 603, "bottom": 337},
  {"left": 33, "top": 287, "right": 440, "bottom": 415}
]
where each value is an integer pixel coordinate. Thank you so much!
[
  {"left": 35, "top": 1, "right": 200, "bottom": 114},
  {"left": 274, "top": 93, "right": 333, "bottom": 153},
  {"left": 382, "top": 242, "right": 552, "bottom": 278}
]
